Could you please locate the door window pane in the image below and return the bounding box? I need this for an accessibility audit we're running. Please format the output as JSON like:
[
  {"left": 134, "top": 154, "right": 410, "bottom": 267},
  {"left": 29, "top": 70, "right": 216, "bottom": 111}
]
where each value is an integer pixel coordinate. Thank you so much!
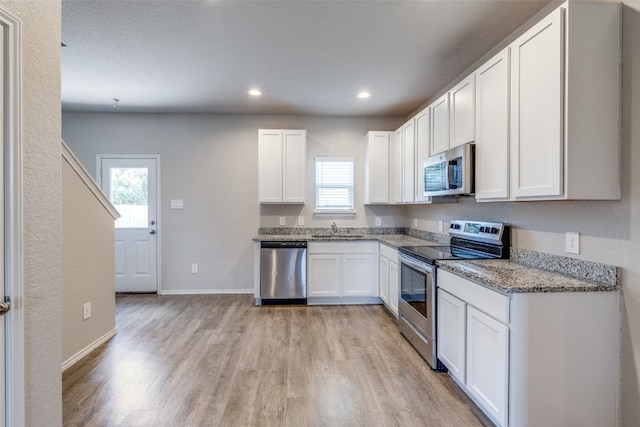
[{"left": 110, "top": 167, "right": 148, "bottom": 228}]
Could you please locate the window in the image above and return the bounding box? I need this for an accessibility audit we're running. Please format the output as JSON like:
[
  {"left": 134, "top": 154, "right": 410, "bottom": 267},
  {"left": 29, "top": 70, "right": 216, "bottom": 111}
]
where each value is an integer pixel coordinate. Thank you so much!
[{"left": 315, "top": 157, "right": 354, "bottom": 212}]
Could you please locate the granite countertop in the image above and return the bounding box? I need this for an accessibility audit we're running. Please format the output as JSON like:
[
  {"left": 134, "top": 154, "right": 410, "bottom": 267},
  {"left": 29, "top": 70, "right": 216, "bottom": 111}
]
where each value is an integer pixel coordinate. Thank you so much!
[
  {"left": 437, "top": 259, "right": 619, "bottom": 293},
  {"left": 253, "top": 233, "right": 434, "bottom": 248}
]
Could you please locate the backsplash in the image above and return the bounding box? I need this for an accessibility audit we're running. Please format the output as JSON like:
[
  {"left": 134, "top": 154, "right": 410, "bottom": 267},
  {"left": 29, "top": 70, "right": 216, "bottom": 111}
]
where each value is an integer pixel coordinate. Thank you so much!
[
  {"left": 258, "top": 227, "right": 406, "bottom": 235},
  {"left": 510, "top": 247, "right": 620, "bottom": 287},
  {"left": 405, "top": 228, "right": 451, "bottom": 245}
]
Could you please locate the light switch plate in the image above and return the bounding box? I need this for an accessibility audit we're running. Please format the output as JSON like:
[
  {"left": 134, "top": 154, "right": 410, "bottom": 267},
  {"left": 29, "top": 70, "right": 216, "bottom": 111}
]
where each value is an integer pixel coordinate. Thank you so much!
[
  {"left": 83, "top": 302, "right": 91, "bottom": 320},
  {"left": 566, "top": 232, "right": 580, "bottom": 254},
  {"left": 375, "top": 217, "right": 381, "bottom": 226},
  {"left": 170, "top": 199, "right": 183, "bottom": 209}
]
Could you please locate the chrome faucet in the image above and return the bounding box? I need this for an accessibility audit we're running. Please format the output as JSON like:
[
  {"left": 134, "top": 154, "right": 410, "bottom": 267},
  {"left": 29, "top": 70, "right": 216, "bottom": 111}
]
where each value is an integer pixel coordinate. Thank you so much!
[{"left": 331, "top": 222, "right": 338, "bottom": 234}]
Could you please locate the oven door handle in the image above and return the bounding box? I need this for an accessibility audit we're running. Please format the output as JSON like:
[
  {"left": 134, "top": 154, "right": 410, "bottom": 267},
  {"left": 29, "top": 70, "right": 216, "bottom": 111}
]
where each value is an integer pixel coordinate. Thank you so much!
[{"left": 399, "top": 254, "right": 433, "bottom": 273}]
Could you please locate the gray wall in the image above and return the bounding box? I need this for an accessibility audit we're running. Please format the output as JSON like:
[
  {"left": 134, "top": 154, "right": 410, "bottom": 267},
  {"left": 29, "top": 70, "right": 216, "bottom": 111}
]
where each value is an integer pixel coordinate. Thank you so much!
[
  {"left": 1, "top": 0, "right": 63, "bottom": 425},
  {"left": 61, "top": 156, "right": 116, "bottom": 366},
  {"left": 62, "top": 113, "right": 406, "bottom": 294}
]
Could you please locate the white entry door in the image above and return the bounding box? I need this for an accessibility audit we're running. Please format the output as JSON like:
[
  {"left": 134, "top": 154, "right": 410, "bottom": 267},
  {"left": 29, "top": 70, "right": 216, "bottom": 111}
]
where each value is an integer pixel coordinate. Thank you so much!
[{"left": 99, "top": 156, "right": 159, "bottom": 292}]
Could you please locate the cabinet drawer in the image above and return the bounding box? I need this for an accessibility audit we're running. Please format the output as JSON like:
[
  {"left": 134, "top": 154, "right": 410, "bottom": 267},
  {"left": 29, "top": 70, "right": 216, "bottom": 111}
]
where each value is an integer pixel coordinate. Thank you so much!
[
  {"left": 380, "top": 243, "right": 398, "bottom": 260},
  {"left": 308, "top": 242, "right": 376, "bottom": 254},
  {"left": 437, "top": 269, "right": 509, "bottom": 324}
]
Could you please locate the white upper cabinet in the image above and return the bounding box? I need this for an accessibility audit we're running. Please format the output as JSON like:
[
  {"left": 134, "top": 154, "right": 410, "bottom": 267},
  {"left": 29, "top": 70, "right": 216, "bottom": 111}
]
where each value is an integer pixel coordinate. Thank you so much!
[
  {"left": 364, "top": 131, "right": 392, "bottom": 204},
  {"left": 392, "top": 127, "right": 403, "bottom": 204},
  {"left": 402, "top": 120, "right": 415, "bottom": 203},
  {"left": 429, "top": 74, "right": 475, "bottom": 156},
  {"left": 414, "top": 107, "right": 431, "bottom": 203},
  {"left": 475, "top": 48, "right": 510, "bottom": 201},
  {"left": 510, "top": 7, "right": 564, "bottom": 199},
  {"left": 509, "top": 1, "right": 620, "bottom": 201},
  {"left": 450, "top": 74, "right": 476, "bottom": 149},
  {"left": 430, "top": 93, "right": 450, "bottom": 155},
  {"left": 258, "top": 129, "right": 306, "bottom": 203}
]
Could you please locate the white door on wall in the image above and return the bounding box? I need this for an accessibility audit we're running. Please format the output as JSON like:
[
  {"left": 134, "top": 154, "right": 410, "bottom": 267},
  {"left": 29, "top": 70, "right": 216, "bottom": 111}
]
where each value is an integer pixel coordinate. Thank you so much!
[{"left": 99, "top": 156, "right": 159, "bottom": 292}]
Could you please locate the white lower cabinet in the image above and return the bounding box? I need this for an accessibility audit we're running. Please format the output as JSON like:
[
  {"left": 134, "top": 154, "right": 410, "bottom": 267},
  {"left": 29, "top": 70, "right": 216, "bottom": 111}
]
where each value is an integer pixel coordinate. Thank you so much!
[
  {"left": 389, "top": 261, "right": 398, "bottom": 315},
  {"left": 437, "top": 289, "right": 466, "bottom": 382},
  {"left": 379, "top": 244, "right": 399, "bottom": 317},
  {"left": 438, "top": 268, "right": 619, "bottom": 427},
  {"left": 438, "top": 269, "right": 509, "bottom": 427},
  {"left": 466, "top": 306, "right": 509, "bottom": 427},
  {"left": 307, "top": 242, "right": 378, "bottom": 304},
  {"left": 307, "top": 254, "right": 341, "bottom": 297},
  {"left": 342, "top": 254, "right": 375, "bottom": 296}
]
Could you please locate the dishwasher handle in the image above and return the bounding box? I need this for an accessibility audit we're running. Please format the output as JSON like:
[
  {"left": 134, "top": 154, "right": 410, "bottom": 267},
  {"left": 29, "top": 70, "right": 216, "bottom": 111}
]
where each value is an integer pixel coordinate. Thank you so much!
[{"left": 260, "top": 241, "right": 307, "bottom": 249}]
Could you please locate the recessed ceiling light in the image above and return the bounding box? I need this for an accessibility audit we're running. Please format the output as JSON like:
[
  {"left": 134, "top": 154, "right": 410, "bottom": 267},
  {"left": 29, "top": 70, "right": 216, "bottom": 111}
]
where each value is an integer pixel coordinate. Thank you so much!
[
  {"left": 358, "top": 91, "right": 371, "bottom": 99},
  {"left": 249, "top": 89, "right": 262, "bottom": 96}
]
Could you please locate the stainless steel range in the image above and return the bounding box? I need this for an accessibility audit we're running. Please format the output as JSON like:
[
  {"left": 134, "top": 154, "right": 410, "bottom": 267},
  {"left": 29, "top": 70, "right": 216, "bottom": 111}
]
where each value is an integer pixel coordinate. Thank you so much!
[{"left": 398, "top": 219, "right": 510, "bottom": 369}]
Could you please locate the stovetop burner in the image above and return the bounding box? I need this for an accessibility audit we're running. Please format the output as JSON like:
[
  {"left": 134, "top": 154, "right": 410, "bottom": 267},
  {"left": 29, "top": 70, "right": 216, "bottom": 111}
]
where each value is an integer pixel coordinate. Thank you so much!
[
  {"left": 398, "top": 245, "right": 497, "bottom": 265},
  {"left": 399, "top": 219, "right": 510, "bottom": 265}
]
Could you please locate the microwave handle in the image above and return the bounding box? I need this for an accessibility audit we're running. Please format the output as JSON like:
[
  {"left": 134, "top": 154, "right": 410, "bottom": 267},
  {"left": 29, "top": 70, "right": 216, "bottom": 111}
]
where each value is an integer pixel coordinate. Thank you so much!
[{"left": 447, "top": 160, "right": 457, "bottom": 189}]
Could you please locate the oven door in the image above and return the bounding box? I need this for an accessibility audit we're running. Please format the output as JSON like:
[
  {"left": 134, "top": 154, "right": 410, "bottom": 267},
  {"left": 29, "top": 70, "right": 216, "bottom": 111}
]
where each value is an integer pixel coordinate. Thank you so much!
[{"left": 398, "top": 254, "right": 434, "bottom": 341}]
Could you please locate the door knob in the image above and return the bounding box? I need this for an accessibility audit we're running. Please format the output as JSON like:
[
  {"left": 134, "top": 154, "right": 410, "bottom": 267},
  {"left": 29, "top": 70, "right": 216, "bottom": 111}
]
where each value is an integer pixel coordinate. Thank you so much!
[
  {"left": 0, "top": 299, "right": 10, "bottom": 316},
  {"left": 149, "top": 230, "right": 156, "bottom": 235}
]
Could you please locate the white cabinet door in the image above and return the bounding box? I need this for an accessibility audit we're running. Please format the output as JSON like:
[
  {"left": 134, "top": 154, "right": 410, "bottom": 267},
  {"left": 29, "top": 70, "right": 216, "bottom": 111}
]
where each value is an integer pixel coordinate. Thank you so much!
[
  {"left": 466, "top": 306, "right": 509, "bottom": 427},
  {"left": 258, "top": 130, "right": 283, "bottom": 203},
  {"left": 437, "top": 289, "right": 466, "bottom": 383},
  {"left": 392, "top": 128, "right": 403, "bottom": 204},
  {"left": 414, "top": 107, "right": 431, "bottom": 203},
  {"left": 379, "top": 255, "right": 390, "bottom": 305},
  {"left": 258, "top": 129, "right": 306, "bottom": 203},
  {"left": 430, "top": 93, "right": 450, "bottom": 155},
  {"left": 510, "top": 7, "right": 564, "bottom": 199},
  {"left": 308, "top": 254, "right": 341, "bottom": 297},
  {"left": 475, "top": 48, "right": 510, "bottom": 201},
  {"left": 282, "top": 130, "right": 306, "bottom": 203},
  {"left": 342, "top": 254, "right": 375, "bottom": 297},
  {"left": 389, "top": 260, "right": 399, "bottom": 316},
  {"left": 364, "top": 131, "right": 391, "bottom": 204},
  {"left": 450, "top": 74, "right": 475, "bottom": 148},
  {"left": 402, "top": 120, "right": 415, "bottom": 203}
]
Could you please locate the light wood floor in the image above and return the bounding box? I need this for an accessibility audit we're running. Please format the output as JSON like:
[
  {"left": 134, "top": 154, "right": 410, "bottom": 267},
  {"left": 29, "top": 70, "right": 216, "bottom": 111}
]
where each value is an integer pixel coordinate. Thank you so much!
[{"left": 63, "top": 295, "right": 492, "bottom": 427}]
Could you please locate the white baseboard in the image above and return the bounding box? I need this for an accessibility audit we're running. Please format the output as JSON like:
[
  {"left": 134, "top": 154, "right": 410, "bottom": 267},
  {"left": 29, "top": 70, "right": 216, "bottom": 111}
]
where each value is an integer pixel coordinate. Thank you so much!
[
  {"left": 62, "top": 328, "right": 118, "bottom": 372},
  {"left": 158, "top": 289, "right": 254, "bottom": 296}
]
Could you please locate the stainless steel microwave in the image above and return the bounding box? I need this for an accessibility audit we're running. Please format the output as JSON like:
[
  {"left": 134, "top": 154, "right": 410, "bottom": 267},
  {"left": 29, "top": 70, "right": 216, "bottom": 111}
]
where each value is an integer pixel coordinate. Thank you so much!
[{"left": 423, "top": 143, "right": 475, "bottom": 197}]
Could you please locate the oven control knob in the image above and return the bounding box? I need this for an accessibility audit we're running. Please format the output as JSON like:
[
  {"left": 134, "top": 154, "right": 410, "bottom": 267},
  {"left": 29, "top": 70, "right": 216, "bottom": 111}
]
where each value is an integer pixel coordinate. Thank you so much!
[
  {"left": 490, "top": 227, "right": 499, "bottom": 234},
  {"left": 479, "top": 226, "right": 486, "bottom": 233}
]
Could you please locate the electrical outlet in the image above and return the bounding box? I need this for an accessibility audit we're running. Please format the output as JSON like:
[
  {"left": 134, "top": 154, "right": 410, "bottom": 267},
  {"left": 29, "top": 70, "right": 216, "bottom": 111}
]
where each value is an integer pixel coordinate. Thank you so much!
[
  {"left": 566, "top": 232, "right": 580, "bottom": 254},
  {"left": 192, "top": 263, "right": 198, "bottom": 274},
  {"left": 438, "top": 220, "right": 444, "bottom": 232},
  {"left": 375, "top": 217, "right": 382, "bottom": 226},
  {"left": 413, "top": 217, "right": 418, "bottom": 228},
  {"left": 298, "top": 216, "right": 304, "bottom": 226},
  {"left": 279, "top": 216, "right": 286, "bottom": 226},
  {"left": 83, "top": 302, "right": 91, "bottom": 320}
]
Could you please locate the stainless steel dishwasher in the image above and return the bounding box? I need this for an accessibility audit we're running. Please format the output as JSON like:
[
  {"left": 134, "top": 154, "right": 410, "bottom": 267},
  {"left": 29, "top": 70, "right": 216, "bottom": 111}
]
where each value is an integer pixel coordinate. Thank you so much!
[{"left": 260, "top": 241, "right": 307, "bottom": 305}]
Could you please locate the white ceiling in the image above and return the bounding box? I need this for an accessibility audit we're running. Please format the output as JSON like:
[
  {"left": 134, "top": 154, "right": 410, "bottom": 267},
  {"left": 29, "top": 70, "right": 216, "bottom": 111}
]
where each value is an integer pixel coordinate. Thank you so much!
[{"left": 61, "top": 0, "right": 551, "bottom": 116}]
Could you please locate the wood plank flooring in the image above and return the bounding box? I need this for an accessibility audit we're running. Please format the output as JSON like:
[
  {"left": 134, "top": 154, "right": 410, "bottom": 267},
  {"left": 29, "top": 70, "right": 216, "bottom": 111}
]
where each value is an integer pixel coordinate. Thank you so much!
[{"left": 63, "top": 295, "right": 492, "bottom": 427}]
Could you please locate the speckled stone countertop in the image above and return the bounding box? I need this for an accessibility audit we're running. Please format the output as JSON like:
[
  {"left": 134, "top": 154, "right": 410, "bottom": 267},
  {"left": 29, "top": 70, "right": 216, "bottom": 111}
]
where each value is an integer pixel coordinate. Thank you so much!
[
  {"left": 437, "top": 259, "right": 619, "bottom": 293},
  {"left": 253, "top": 233, "right": 433, "bottom": 248}
]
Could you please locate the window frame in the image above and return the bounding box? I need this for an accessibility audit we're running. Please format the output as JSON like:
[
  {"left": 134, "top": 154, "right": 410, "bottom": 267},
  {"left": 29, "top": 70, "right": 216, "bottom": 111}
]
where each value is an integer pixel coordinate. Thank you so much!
[{"left": 314, "top": 156, "right": 355, "bottom": 214}]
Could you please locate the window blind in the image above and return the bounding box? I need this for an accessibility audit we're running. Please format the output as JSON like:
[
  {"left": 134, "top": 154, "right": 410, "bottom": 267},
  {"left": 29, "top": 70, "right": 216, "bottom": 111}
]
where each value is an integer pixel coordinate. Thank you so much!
[{"left": 315, "top": 157, "right": 354, "bottom": 211}]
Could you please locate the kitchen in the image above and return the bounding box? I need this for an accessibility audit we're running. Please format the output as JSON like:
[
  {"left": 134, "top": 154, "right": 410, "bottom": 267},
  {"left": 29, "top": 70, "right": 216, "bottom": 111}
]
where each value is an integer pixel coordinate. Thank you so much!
[{"left": 47, "top": 0, "right": 639, "bottom": 427}]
